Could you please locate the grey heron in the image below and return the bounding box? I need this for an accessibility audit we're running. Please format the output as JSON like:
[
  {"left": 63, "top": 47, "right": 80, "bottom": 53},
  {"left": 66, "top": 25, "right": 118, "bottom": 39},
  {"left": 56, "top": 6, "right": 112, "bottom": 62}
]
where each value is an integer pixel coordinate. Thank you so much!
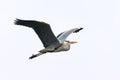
[{"left": 14, "top": 19, "right": 83, "bottom": 59}]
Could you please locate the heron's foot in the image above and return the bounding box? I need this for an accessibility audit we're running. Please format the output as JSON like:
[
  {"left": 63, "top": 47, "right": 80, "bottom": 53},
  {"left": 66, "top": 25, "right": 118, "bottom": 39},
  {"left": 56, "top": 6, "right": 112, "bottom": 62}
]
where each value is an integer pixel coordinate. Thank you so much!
[{"left": 29, "top": 54, "right": 37, "bottom": 59}]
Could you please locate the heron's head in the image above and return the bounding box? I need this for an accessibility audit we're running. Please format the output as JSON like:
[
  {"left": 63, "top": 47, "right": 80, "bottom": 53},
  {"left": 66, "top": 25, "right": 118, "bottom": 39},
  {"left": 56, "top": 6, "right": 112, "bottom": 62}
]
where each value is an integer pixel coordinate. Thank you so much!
[{"left": 66, "top": 41, "right": 78, "bottom": 44}]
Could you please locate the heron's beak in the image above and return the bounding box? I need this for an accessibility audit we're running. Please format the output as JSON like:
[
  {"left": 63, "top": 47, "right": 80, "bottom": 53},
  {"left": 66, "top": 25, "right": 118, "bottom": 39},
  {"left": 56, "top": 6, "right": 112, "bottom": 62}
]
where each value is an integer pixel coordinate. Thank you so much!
[{"left": 70, "top": 41, "right": 78, "bottom": 44}]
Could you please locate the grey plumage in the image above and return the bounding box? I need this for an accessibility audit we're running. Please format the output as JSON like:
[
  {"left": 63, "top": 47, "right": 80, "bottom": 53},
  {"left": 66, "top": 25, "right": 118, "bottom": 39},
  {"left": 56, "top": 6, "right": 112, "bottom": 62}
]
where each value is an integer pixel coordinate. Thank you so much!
[
  {"left": 57, "top": 28, "right": 83, "bottom": 42},
  {"left": 15, "top": 19, "right": 60, "bottom": 48},
  {"left": 14, "top": 19, "right": 83, "bottom": 59}
]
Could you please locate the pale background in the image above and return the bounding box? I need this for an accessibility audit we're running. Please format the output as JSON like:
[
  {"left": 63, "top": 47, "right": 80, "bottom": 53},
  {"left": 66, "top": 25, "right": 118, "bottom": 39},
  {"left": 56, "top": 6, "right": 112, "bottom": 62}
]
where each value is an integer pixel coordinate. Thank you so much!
[{"left": 0, "top": 0, "right": 120, "bottom": 80}]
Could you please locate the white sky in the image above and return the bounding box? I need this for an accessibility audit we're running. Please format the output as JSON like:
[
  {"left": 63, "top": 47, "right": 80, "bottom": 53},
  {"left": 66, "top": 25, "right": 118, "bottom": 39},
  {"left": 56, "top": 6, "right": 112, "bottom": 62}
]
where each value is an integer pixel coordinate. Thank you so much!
[{"left": 0, "top": 0, "right": 120, "bottom": 80}]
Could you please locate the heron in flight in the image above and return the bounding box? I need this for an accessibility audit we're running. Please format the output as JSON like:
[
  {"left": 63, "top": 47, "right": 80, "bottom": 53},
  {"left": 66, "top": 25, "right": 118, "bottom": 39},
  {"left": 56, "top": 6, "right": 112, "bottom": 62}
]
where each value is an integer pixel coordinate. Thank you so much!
[{"left": 14, "top": 19, "right": 83, "bottom": 59}]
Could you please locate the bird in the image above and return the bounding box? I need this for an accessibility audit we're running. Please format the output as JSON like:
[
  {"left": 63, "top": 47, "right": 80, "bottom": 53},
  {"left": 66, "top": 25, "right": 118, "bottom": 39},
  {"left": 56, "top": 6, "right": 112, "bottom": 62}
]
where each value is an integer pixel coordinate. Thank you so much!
[{"left": 14, "top": 19, "right": 83, "bottom": 59}]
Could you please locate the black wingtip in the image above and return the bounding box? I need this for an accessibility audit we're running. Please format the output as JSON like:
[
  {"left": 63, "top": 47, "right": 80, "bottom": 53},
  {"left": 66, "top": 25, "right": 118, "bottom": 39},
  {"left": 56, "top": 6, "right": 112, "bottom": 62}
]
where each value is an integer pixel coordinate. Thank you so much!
[
  {"left": 80, "top": 27, "right": 83, "bottom": 30},
  {"left": 14, "top": 18, "right": 20, "bottom": 25},
  {"left": 74, "top": 28, "right": 83, "bottom": 33},
  {"left": 14, "top": 18, "right": 23, "bottom": 25}
]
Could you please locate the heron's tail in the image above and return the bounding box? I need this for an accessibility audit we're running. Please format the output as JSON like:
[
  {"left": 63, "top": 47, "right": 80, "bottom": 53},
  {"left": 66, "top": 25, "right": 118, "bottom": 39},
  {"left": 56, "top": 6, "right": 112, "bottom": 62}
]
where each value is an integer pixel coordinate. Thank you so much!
[{"left": 14, "top": 18, "right": 39, "bottom": 28}]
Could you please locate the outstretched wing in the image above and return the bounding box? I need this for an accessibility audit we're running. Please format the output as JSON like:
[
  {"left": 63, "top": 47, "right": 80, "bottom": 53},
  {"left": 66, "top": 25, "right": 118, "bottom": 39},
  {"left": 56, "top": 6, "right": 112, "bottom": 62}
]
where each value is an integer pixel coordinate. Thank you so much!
[
  {"left": 57, "top": 28, "right": 83, "bottom": 42},
  {"left": 14, "top": 19, "right": 60, "bottom": 48}
]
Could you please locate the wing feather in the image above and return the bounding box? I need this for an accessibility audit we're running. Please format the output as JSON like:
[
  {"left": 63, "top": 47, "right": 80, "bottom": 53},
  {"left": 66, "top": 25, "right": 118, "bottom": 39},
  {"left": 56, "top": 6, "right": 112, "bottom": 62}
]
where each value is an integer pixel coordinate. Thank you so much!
[
  {"left": 57, "top": 28, "right": 83, "bottom": 42},
  {"left": 14, "top": 19, "right": 60, "bottom": 48}
]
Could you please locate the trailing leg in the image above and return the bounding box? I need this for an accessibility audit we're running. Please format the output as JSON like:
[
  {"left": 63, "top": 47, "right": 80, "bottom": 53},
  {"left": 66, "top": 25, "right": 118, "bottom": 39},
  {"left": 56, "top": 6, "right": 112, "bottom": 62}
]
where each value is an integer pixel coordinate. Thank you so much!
[{"left": 29, "top": 52, "right": 46, "bottom": 59}]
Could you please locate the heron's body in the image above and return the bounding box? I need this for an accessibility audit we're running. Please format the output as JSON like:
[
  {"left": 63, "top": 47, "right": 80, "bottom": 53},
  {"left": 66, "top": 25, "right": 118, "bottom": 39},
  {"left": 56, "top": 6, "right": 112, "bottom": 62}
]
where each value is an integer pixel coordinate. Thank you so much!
[
  {"left": 54, "top": 42, "right": 70, "bottom": 52},
  {"left": 39, "top": 42, "right": 70, "bottom": 54},
  {"left": 14, "top": 19, "right": 83, "bottom": 59}
]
